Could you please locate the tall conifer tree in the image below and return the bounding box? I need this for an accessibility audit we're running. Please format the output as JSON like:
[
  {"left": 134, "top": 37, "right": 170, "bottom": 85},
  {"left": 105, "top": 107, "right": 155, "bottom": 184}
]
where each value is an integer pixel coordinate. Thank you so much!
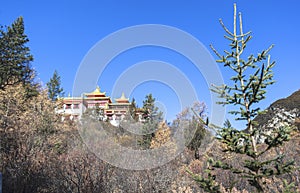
[
  {"left": 0, "top": 17, "right": 34, "bottom": 90},
  {"left": 138, "top": 94, "right": 163, "bottom": 149},
  {"left": 189, "top": 4, "right": 295, "bottom": 192},
  {"left": 47, "top": 70, "right": 64, "bottom": 101}
]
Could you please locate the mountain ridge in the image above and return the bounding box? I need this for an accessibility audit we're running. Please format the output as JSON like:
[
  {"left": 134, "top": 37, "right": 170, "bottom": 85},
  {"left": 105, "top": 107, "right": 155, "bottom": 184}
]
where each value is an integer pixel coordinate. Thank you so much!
[{"left": 253, "top": 89, "right": 300, "bottom": 142}]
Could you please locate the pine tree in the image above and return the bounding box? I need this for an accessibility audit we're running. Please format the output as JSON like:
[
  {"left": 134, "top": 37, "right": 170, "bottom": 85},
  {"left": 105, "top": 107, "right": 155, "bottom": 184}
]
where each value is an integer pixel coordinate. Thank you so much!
[
  {"left": 47, "top": 70, "right": 64, "bottom": 101},
  {"left": 0, "top": 17, "right": 34, "bottom": 90},
  {"left": 129, "top": 97, "right": 137, "bottom": 120},
  {"left": 142, "top": 94, "right": 160, "bottom": 122},
  {"left": 189, "top": 4, "right": 295, "bottom": 192},
  {"left": 138, "top": 93, "right": 163, "bottom": 149}
]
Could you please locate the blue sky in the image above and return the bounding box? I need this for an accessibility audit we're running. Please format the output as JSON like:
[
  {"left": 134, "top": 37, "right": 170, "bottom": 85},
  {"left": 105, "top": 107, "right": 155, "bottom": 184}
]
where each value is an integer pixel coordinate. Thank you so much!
[{"left": 1, "top": 0, "right": 299, "bottom": 128}]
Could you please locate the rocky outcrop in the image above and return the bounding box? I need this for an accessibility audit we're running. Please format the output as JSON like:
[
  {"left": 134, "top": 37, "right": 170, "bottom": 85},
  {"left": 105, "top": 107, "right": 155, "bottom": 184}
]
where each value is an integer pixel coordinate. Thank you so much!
[{"left": 254, "top": 90, "right": 300, "bottom": 143}]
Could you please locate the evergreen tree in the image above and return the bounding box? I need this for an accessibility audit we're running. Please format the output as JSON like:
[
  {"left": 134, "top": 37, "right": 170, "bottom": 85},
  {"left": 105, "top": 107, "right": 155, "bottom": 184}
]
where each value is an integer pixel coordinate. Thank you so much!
[
  {"left": 142, "top": 93, "right": 162, "bottom": 122},
  {"left": 0, "top": 17, "right": 34, "bottom": 91},
  {"left": 177, "top": 102, "right": 209, "bottom": 159},
  {"left": 129, "top": 97, "right": 137, "bottom": 120},
  {"left": 138, "top": 94, "right": 163, "bottom": 149},
  {"left": 189, "top": 4, "right": 295, "bottom": 192},
  {"left": 47, "top": 70, "right": 64, "bottom": 101},
  {"left": 187, "top": 116, "right": 207, "bottom": 160}
]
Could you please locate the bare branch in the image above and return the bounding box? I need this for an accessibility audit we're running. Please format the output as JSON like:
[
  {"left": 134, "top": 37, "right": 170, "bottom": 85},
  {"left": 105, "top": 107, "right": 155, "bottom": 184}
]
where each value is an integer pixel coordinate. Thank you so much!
[
  {"left": 239, "top": 12, "right": 244, "bottom": 41},
  {"left": 234, "top": 3, "right": 237, "bottom": 37},
  {"left": 219, "top": 19, "right": 234, "bottom": 37},
  {"left": 236, "top": 31, "right": 252, "bottom": 38},
  {"left": 210, "top": 44, "right": 223, "bottom": 59}
]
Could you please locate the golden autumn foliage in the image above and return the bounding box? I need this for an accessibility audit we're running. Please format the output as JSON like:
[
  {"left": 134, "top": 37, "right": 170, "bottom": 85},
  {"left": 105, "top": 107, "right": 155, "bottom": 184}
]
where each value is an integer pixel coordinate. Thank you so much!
[
  {"left": 1, "top": 83, "right": 298, "bottom": 193},
  {"left": 150, "top": 122, "right": 171, "bottom": 148},
  {"left": 0, "top": 84, "right": 78, "bottom": 192},
  {"left": 0, "top": 84, "right": 191, "bottom": 192}
]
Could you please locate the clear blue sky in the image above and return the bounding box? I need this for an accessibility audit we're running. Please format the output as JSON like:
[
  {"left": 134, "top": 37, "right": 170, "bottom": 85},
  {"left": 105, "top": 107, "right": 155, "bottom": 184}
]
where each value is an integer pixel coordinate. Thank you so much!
[{"left": 1, "top": 0, "right": 299, "bottom": 128}]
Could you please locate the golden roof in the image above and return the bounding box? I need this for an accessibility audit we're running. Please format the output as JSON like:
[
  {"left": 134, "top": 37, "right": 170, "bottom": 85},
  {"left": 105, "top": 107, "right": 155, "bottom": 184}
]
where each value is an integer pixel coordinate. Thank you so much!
[
  {"left": 85, "top": 86, "right": 106, "bottom": 96},
  {"left": 115, "top": 92, "right": 129, "bottom": 102}
]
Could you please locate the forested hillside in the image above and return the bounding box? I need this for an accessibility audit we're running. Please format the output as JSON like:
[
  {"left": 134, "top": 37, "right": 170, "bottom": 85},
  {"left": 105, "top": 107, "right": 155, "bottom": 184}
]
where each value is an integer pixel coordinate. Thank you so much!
[{"left": 1, "top": 8, "right": 299, "bottom": 193}]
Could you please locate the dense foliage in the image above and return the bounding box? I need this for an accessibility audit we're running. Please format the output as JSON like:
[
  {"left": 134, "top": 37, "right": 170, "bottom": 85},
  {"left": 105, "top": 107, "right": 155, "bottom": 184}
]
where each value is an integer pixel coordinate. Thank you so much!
[{"left": 0, "top": 17, "right": 35, "bottom": 92}]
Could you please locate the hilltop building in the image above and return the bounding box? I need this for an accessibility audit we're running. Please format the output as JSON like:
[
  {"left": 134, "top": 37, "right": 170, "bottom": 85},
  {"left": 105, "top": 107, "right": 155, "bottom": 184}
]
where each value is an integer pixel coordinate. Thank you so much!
[{"left": 56, "top": 86, "right": 132, "bottom": 121}]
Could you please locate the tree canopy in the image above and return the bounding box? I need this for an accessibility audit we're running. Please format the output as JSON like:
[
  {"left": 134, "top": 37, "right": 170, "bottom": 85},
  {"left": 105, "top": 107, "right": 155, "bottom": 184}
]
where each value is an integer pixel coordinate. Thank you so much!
[
  {"left": 0, "top": 17, "right": 34, "bottom": 91},
  {"left": 47, "top": 70, "right": 64, "bottom": 101}
]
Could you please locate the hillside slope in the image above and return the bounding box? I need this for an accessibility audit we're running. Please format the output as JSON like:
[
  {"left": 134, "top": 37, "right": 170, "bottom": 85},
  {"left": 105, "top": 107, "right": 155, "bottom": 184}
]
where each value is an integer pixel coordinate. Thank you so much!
[
  {"left": 191, "top": 90, "right": 300, "bottom": 192},
  {"left": 254, "top": 89, "right": 300, "bottom": 142}
]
